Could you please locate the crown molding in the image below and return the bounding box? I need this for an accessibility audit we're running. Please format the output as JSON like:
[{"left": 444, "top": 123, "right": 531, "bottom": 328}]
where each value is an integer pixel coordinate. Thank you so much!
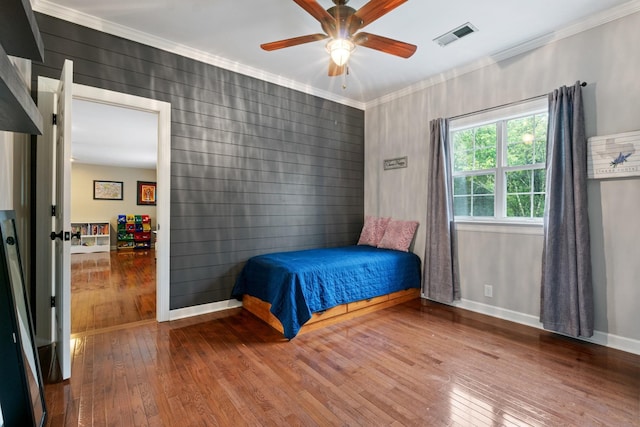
[
  {"left": 491, "top": 0, "right": 640, "bottom": 63},
  {"left": 31, "top": 0, "right": 640, "bottom": 111},
  {"left": 31, "top": 0, "right": 365, "bottom": 110},
  {"left": 366, "top": 0, "right": 640, "bottom": 108}
]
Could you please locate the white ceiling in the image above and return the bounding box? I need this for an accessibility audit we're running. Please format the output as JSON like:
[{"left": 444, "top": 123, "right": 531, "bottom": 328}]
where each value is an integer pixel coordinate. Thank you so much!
[
  {"left": 44, "top": 0, "right": 640, "bottom": 168},
  {"left": 72, "top": 99, "right": 158, "bottom": 169}
]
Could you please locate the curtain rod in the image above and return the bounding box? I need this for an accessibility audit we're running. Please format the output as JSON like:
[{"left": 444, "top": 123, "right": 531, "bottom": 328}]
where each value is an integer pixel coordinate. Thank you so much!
[{"left": 449, "top": 81, "right": 587, "bottom": 121}]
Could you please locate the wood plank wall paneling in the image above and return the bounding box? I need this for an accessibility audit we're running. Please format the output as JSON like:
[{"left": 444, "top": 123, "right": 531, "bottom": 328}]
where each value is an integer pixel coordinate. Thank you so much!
[{"left": 32, "top": 14, "right": 365, "bottom": 310}]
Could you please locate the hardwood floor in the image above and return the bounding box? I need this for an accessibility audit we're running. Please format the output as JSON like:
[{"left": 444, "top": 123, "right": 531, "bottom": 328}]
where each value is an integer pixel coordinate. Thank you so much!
[
  {"left": 70, "top": 249, "right": 156, "bottom": 334},
  {"left": 44, "top": 298, "right": 639, "bottom": 426}
]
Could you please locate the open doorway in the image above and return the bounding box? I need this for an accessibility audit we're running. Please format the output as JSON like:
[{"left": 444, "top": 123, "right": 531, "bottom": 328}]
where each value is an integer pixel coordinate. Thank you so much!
[
  {"left": 35, "top": 76, "right": 171, "bottom": 379},
  {"left": 70, "top": 99, "right": 158, "bottom": 333}
]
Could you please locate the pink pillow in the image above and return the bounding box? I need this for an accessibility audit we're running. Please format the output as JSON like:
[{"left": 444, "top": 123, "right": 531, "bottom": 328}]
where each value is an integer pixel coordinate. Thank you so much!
[
  {"left": 357, "top": 216, "right": 391, "bottom": 246},
  {"left": 377, "top": 220, "right": 419, "bottom": 252}
]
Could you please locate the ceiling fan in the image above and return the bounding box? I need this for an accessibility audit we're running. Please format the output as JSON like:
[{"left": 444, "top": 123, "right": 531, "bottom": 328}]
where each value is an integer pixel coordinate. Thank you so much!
[{"left": 260, "top": 0, "right": 417, "bottom": 76}]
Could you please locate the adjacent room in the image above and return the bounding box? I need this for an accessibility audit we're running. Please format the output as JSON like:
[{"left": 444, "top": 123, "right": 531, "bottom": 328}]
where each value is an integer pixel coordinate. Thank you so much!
[
  {"left": 0, "top": 0, "right": 638, "bottom": 426},
  {"left": 69, "top": 99, "right": 158, "bottom": 334}
]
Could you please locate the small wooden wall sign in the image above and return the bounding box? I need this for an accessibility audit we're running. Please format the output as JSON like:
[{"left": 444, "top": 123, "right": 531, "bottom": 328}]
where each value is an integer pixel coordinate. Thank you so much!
[
  {"left": 384, "top": 156, "right": 408, "bottom": 170},
  {"left": 587, "top": 130, "right": 640, "bottom": 179}
]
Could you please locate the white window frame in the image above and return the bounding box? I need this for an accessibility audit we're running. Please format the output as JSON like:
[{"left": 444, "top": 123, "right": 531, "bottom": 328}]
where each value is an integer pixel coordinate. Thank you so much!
[{"left": 449, "top": 97, "right": 548, "bottom": 225}]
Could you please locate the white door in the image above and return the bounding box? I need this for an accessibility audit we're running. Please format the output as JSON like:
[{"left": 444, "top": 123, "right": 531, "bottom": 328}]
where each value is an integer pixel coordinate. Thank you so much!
[
  {"left": 52, "top": 59, "right": 73, "bottom": 379},
  {"left": 36, "top": 78, "right": 171, "bottom": 347}
]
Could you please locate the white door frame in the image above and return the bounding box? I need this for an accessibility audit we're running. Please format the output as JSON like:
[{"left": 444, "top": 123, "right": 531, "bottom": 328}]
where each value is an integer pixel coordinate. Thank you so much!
[
  {"left": 73, "top": 83, "right": 171, "bottom": 322},
  {"left": 36, "top": 79, "right": 171, "bottom": 345}
]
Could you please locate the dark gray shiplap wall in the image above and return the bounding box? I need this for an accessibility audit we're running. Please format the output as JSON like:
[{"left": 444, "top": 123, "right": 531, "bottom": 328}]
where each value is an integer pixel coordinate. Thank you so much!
[{"left": 32, "top": 14, "right": 364, "bottom": 310}]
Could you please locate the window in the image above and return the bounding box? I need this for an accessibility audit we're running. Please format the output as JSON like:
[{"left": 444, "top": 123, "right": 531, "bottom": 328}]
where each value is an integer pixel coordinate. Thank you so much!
[{"left": 450, "top": 99, "right": 548, "bottom": 220}]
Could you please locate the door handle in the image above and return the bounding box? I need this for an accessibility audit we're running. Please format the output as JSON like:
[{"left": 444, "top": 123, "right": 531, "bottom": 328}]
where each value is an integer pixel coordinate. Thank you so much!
[{"left": 50, "top": 231, "right": 71, "bottom": 241}]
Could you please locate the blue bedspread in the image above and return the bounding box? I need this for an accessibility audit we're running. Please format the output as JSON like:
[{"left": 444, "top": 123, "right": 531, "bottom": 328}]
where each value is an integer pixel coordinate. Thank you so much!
[{"left": 231, "top": 245, "right": 421, "bottom": 339}]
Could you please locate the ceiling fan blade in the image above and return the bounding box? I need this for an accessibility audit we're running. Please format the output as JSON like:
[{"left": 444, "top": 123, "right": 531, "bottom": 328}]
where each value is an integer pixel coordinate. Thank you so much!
[
  {"left": 348, "top": 0, "right": 408, "bottom": 32},
  {"left": 353, "top": 32, "right": 417, "bottom": 58},
  {"left": 261, "top": 33, "right": 328, "bottom": 51},
  {"left": 328, "top": 59, "right": 345, "bottom": 77},
  {"left": 293, "top": 0, "right": 335, "bottom": 25}
]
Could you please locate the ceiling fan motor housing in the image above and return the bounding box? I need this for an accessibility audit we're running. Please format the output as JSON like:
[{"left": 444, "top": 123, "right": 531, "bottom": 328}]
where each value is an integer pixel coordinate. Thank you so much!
[{"left": 325, "top": 4, "right": 358, "bottom": 39}]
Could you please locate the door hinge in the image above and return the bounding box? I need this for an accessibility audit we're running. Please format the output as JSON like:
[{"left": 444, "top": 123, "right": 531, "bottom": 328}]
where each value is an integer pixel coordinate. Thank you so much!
[
  {"left": 50, "top": 296, "right": 56, "bottom": 308},
  {"left": 52, "top": 113, "right": 57, "bottom": 125},
  {"left": 51, "top": 205, "right": 56, "bottom": 216}
]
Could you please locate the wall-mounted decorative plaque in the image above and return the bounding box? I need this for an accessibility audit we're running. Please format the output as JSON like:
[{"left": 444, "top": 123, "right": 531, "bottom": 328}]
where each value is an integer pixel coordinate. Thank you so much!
[
  {"left": 587, "top": 130, "right": 640, "bottom": 179},
  {"left": 383, "top": 156, "right": 408, "bottom": 170}
]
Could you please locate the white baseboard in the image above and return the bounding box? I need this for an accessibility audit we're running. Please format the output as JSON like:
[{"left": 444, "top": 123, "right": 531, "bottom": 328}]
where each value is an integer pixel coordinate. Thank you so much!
[
  {"left": 453, "top": 298, "right": 640, "bottom": 356},
  {"left": 169, "top": 299, "right": 242, "bottom": 321}
]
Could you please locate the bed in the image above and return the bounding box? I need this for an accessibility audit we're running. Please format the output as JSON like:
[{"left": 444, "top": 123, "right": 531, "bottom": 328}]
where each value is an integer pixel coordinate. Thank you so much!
[{"left": 231, "top": 245, "right": 422, "bottom": 339}]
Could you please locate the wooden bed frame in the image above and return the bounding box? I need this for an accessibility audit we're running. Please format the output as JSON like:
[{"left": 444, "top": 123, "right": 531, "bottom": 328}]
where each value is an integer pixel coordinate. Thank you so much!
[{"left": 242, "top": 288, "right": 420, "bottom": 337}]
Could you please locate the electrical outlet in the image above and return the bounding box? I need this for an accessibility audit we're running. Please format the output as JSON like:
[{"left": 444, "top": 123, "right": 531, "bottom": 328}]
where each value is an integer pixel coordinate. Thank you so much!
[{"left": 484, "top": 284, "right": 493, "bottom": 298}]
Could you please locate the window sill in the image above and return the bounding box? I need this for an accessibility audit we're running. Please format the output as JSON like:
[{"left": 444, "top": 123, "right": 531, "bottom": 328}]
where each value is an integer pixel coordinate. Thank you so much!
[{"left": 454, "top": 219, "right": 543, "bottom": 235}]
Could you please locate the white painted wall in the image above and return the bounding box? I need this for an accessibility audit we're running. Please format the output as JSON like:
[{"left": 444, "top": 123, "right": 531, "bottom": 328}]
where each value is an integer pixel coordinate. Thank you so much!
[
  {"left": 365, "top": 12, "right": 640, "bottom": 348},
  {"left": 71, "top": 163, "right": 157, "bottom": 248}
]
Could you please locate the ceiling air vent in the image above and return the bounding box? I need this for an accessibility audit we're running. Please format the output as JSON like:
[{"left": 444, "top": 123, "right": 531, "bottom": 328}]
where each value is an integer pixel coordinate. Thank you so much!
[{"left": 433, "top": 22, "right": 478, "bottom": 47}]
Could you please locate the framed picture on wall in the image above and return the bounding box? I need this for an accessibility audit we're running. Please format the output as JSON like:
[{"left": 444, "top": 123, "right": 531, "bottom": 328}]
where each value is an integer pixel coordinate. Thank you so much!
[
  {"left": 93, "top": 180, "right": 123, "bottom": 200},
  {"left": 137, "top": 181, "right": 157, "bottom": 205}
]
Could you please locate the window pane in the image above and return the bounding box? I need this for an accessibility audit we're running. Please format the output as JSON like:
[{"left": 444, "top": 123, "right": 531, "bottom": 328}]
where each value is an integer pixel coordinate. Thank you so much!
[
  {"left": 454, "top": 196, "right": 471, "bottom": 216},
  {"left": 453, "top": 129, "right": 475, "bottom": 172},
  {"left": 474, "top": 147, "right": 496, "bottom": 169},
  {"left": 533, "top": 168, "right": 546, "bottom": 192},
  {"left": 506, "top": 194, "right": 532, "bottom": 217},
  {"left": 533, "top": 141, "right": 547, "bottom": 163},
  {"left": 453, "top": 176, "right": 471, "bottom": 195},
  {"left": 453, "top": 125, "right": 497, "bottom": 172},
  {"left": 453, "top": 150, "right": 474, "bottom": 172},
  {"left": 506, "top": 170, "right": 532, "bottom": 193},
  {"left": 507, "top": 141, "right": 534, "bottom": 166},
  {"left": 534, "top": 113, "right": 548, "bottom": 137},
  {"left": 507, "top": 116, "right": 534, "bottom": 144},
  {"left": 453, "top": 129, "right": 474, "bottom": 152},
  {"left": 475, "top": 125, "right": 497, "bottom": 148},
  {"left": 473, "top": 174, "right": 495, "bottom": 195},
  {"left": 507, "top": 113, "right": 549, "bottom": 166},
  {"left": 472, "top": 195, "right": 494, "bottom": 216},
  {"left": 534, "top": 140, "right": 547, "bottom": 163},
  {"left": 533, "top": 114, "right": 548, "bottom": 164},
  {"left": 533, "top": 194, "right": 545, "bottom": 217}
]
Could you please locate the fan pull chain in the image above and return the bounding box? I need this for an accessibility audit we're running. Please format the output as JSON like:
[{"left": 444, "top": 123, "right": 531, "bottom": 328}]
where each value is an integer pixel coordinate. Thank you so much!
[{"left": 342, "top": 65, "right": 349, "bottom": 90}]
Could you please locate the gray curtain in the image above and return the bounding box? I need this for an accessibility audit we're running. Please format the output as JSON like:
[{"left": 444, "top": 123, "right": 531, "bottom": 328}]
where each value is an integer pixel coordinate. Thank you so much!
[
  {"left": 424, "top": 118, "right": 460, "bottom": 302},
  {"left": 540, "top": 82, "right": 594, "bottom": 338}
]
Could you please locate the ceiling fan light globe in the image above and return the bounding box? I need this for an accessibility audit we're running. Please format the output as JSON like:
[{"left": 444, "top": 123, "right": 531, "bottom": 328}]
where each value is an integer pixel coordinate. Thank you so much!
[{"left": 326, "top": 39, "right": 355, "bottom": 66}]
